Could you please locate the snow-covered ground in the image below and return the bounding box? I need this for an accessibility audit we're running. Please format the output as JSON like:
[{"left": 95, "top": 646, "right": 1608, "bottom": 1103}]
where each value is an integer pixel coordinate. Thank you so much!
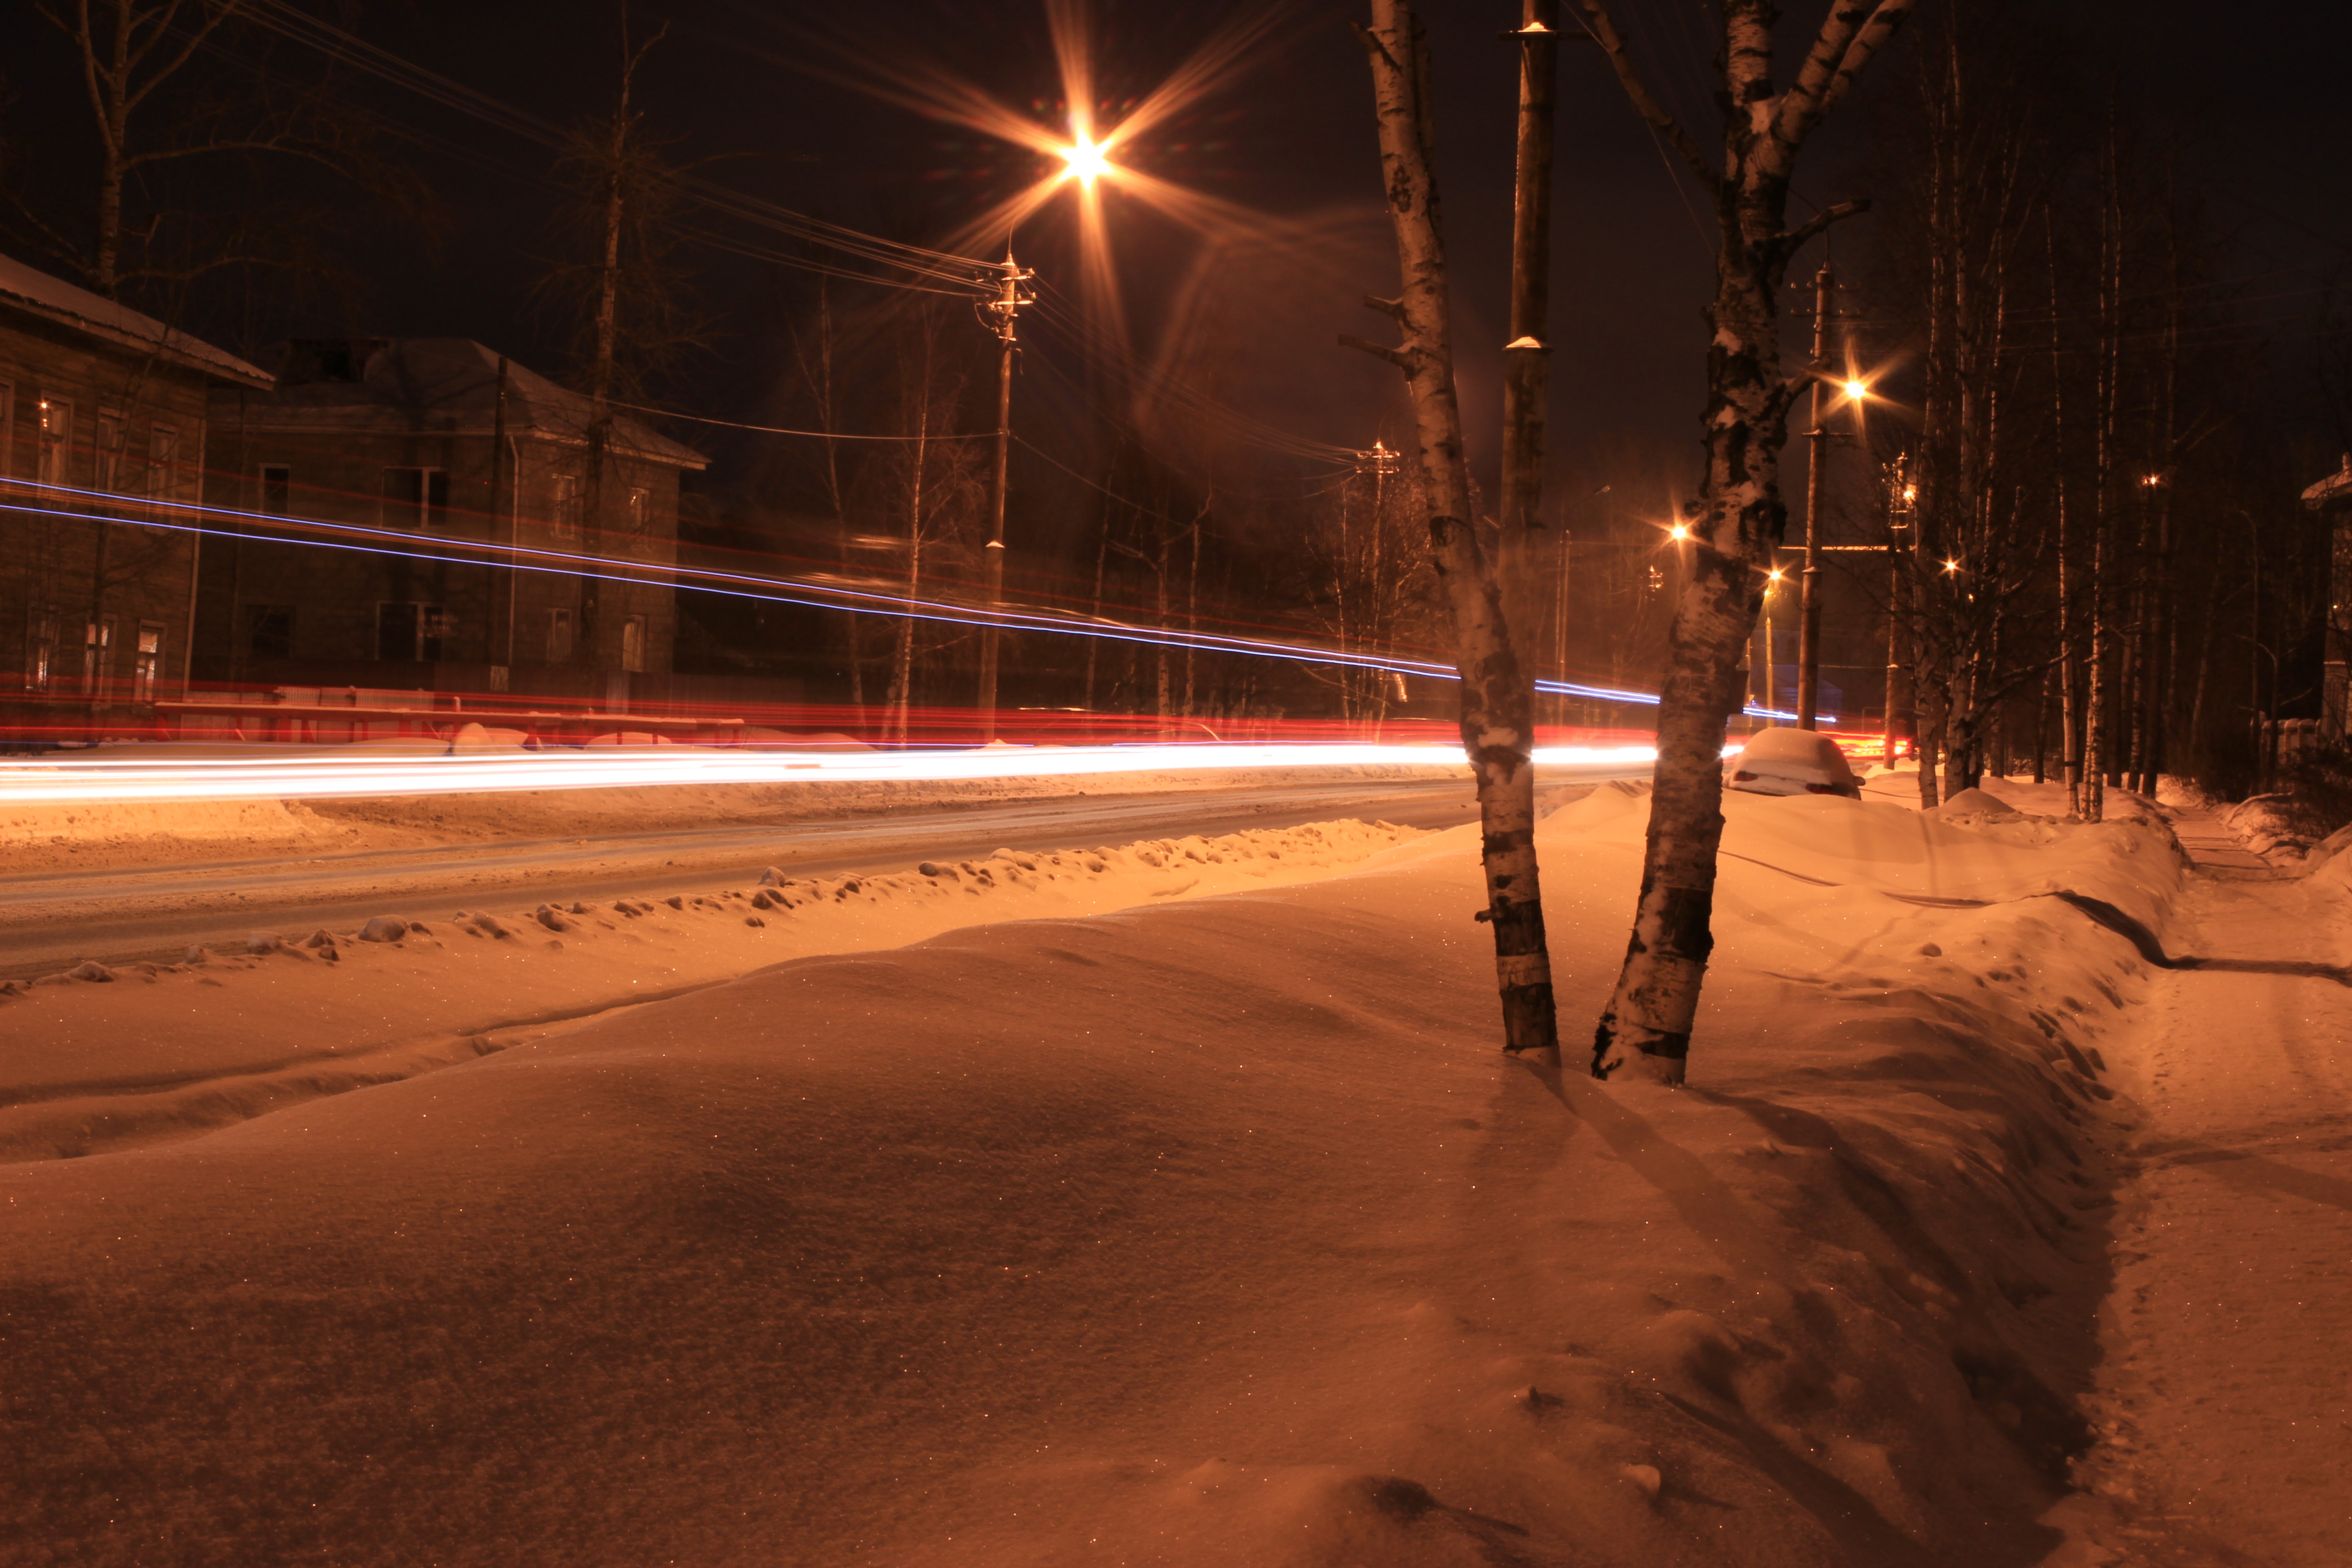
[
  {"left": 1, "top": 775, "right": 2342, "bottom": 1566},
  {"left": 0, "top": 818, "right": 1423, "bottom": 1163}
]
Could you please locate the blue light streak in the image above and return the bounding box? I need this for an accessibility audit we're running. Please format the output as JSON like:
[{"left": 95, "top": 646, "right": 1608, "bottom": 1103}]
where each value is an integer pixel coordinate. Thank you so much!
[{"left": 4, "top": 484, "right": 1819, "bottom": 722}]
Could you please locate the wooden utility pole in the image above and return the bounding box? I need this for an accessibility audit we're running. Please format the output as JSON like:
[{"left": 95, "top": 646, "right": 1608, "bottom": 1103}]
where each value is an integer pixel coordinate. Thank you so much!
[
  {"left": 493, "top": 355, "right": 515, "bottom": 676},
  {"left": 975, "top": 250, "right": 1031, "bottom": 742},
  {"left": 1496, "top": 0, "right": 1561, "bottom": 652},
  {"left": 1884, "top": 456, "right": 1916, "bottom": 767},
  {"left": 1796, "top": 261, "right": 1834, "bottom": 730},
  {"left": 1347, "top": 0, "right": 1558, "bottom": 1059}
]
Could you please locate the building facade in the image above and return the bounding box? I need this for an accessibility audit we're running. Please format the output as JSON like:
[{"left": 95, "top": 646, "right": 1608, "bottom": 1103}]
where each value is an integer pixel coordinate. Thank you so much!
[
  {"left": 196, "top": 338, "right": 706, "bottom": 703},
  {"left": 2304, "top": 456, "right": 2352, "bottom": 740},
  {"left": 0, "top": 251, "right": 272, "bottom": 739}
]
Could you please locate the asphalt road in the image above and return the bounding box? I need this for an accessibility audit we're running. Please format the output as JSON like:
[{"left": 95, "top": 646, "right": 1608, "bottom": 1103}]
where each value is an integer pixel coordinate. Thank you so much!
[{"left": 1, "top": 775, "right": 1597, "bottom": 974}]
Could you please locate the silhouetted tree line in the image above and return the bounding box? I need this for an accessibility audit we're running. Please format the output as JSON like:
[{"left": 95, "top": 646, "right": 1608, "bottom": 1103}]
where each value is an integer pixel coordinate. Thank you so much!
[{"left": 1844, "top": 0, "right": 2332, "bottom": 811}]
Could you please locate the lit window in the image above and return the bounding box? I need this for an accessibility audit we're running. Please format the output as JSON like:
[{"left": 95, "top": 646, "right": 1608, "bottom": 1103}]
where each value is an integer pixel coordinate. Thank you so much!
[
  {"left": 132, "top": 622, "right": 164, "bottom": 703},
  {"left": 83, "top": 617, "right": 113, "bottom": 692}
]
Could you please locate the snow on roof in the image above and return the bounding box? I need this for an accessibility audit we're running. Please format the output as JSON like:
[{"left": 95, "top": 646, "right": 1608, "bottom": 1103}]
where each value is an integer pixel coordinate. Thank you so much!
[
  {"left": 0, "top": 250, "right": 271, "bottom": 388},
  {"left": 225, "top": 338, "right": 708, "bottom": 470},
  {"left": 2303, "top": 454, "right": 2352, "bottom": 511}
]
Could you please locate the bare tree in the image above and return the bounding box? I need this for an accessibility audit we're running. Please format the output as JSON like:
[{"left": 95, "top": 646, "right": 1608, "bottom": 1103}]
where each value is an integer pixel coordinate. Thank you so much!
[
  {"left": 1306, "top": 454, "right": 1436, "bottom": 728},
  {"left": 1346, "top": 0, "right": 1558, "bottom": 1058},
  {"left": 1576, "top": 0, "right": 1912, "bottom": 1085},
  {"left": 22, "top": 0, "right": 416, "bottom": 314},
  {"left": 870, "top": 302, "right": 982, "bottom": 741},
  {"left": 536, "top": 20, "right": 702, "bottom": 673}
]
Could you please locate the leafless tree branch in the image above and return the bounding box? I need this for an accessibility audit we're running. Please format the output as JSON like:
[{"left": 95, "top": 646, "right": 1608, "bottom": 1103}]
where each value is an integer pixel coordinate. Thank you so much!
[{"left": 1573, "top": 1, "right": 1722, "bottom": 196}]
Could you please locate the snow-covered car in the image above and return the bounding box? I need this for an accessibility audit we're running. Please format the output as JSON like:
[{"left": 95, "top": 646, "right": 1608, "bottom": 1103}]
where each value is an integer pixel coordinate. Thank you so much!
[{"left": 1725, "top": 728, "right": 1861, "bottom": 799}]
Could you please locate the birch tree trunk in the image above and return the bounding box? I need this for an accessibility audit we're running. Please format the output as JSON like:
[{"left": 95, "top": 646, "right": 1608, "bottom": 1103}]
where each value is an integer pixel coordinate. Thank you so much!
[
  {"left": 1577, "top": 0, "right": 1913, "bottom": 1084},
  {"left": 1348, "top": 1, "right": 1557, "bottom": 1057}
]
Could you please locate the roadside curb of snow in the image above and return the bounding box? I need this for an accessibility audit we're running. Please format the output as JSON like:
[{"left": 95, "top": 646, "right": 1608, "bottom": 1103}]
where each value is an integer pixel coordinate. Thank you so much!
[
  {"left": 1528, "top": 783, "right": 2190, "bottom": 1558},
  {"left": 0, "top": 817, "right": 1425, "bottom": 1164}
]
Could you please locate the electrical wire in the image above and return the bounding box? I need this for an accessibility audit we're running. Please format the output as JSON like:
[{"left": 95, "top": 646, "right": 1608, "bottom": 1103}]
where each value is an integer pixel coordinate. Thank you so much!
[{"left": 237, "top": 0, "right": 1002, "bottom": 293}]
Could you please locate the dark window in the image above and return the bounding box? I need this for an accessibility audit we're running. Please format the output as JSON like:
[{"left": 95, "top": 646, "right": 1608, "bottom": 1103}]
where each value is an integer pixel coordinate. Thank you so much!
[
  {"left": 377, "top": 602, "right": 419, "bottom": 661},
  {"left": 260, "top": 466, "right": 290, "bottom": 517},
  {"left": 246, "top": 605, "right": 294, "bottom": 662},
  {"left": 376, "top": 602, "right": 446, "bottom": 662},
  {"left": 382, "top": 467, "right": 449, "bottom": 529}
]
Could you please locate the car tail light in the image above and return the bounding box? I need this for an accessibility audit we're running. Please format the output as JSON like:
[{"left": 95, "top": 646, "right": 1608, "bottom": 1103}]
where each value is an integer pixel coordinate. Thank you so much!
[
  {"left": 1804, "top": 782, "right": 1843, "bottom": 794},
  {"left": 1732, "top": 770, "right": 1758, "bottom": 781}
]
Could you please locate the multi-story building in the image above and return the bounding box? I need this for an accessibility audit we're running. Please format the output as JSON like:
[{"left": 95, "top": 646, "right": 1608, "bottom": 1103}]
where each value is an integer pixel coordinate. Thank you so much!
[
  {"left": 0, "top": 250, "right": 272, "bottom": 739},
  {"left": 196, "top": 337, "right": 706, "bottom": 704}
]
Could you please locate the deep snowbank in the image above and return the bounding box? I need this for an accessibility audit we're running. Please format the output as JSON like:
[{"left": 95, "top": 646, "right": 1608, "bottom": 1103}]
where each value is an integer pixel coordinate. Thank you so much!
[{"left": 0, "top": 787, "right": 2187, "bottom": 1566}]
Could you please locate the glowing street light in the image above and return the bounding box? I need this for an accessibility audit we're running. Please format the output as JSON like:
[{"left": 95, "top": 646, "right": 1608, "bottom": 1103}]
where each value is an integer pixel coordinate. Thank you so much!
[
  {"left": 1842, "top": 377, "right": 1868, "bottom": 401},
  {"left": 1058, "top": 134, "right": 1112, "bottom": 188},
  {"left": 1668, "top": 522, "right": 1691, "bottom": 541}
]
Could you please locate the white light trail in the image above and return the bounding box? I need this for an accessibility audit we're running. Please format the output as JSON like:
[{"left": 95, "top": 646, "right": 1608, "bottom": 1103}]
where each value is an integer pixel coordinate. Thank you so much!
[{"left": 0, "top": 743, "right": 1662, "bottom": 806}]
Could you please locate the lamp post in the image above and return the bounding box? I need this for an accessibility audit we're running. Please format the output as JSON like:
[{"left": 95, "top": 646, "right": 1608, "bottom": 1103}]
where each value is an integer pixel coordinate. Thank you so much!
[
  {"left": 1884, "top": 465, "right": 1916, "bottom": 769},
  {"left": 974, "top": 249, "right": 1034, "bottom": 743},
  {"left": 1794, "top": 265, "right": 1870, "bottom": 730}
]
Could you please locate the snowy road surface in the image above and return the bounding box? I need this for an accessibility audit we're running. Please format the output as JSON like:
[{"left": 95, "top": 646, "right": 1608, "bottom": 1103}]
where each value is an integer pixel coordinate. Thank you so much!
[
  {"left": 2063, "top": 866, "right": 2352, "bottom": 1565},
  {"left": 0, "top": 775, "right": 1543, "bottom": 971}
]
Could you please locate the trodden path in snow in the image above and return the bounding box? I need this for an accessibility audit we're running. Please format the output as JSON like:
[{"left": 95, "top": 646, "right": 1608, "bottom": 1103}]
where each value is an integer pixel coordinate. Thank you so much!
[
  {"left": 2057, "top": 866, "right": 2352, "bottom": 1566},
  {"left": 2159, "top": 803, "right": 2275, "bottom": 874}
]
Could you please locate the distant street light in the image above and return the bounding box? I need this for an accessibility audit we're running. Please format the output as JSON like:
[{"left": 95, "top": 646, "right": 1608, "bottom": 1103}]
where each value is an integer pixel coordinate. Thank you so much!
[
  {"left": 1796, "top": 263, "right": 1870, "bottom": 731},
  {"left": 1668, "top": 521, "right": 1691, "bottom": 541}
]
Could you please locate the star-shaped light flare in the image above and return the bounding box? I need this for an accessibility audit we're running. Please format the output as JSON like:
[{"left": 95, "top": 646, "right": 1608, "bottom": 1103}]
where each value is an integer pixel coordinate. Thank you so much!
[{"left": 805, "top": 1, "right": 1298, "bottom": 349}]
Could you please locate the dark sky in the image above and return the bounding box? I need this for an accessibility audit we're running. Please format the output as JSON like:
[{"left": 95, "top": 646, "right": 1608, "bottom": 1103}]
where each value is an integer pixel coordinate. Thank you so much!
[{"left": 12, "top": 0, "right": 2350, "bottom": 505}]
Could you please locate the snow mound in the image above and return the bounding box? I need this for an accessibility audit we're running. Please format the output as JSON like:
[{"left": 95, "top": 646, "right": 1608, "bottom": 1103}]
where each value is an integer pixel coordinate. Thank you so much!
[
  {"left": 2222, "top": 793, "right": 2317, "bottom": 858},
  {"left": 1939, "top": 785, "right": 2016, "bottom": 815}
]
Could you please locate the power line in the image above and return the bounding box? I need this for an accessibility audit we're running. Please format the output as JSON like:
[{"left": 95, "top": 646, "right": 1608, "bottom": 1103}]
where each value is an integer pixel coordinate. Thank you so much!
[{"left": 238, "top": 0, "right": 1001, "bottom": 294}]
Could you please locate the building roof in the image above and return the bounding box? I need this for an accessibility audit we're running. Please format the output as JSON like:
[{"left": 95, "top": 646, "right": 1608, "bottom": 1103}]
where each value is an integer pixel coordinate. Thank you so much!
[
  {"left": 2305, "top": 456, "right": 2352, "bottom": 513},
  {"left": 220, "top": 338, "right": 708, "bottom": 470},
  {"left": 0, "top": 250, "right": 272, "bottom": 388}
]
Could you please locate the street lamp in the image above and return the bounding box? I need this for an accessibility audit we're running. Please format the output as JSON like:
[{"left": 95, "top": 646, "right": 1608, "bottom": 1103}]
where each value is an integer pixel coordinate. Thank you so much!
[
  {"left": 1058, "top": 135, "right": 1112, "bottom": 189},
  {"left": 1795, "top": 265, "right": 1868, "bottom": 731},
  {"left": 1759, "top": 566, "right": 1785, "bottom": 719}
]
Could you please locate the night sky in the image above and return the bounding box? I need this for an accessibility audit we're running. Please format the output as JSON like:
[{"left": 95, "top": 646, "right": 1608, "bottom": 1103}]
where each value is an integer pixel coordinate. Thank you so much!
[{"left": 9, "top": 0, "right": 2349, "bottom": 530}]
